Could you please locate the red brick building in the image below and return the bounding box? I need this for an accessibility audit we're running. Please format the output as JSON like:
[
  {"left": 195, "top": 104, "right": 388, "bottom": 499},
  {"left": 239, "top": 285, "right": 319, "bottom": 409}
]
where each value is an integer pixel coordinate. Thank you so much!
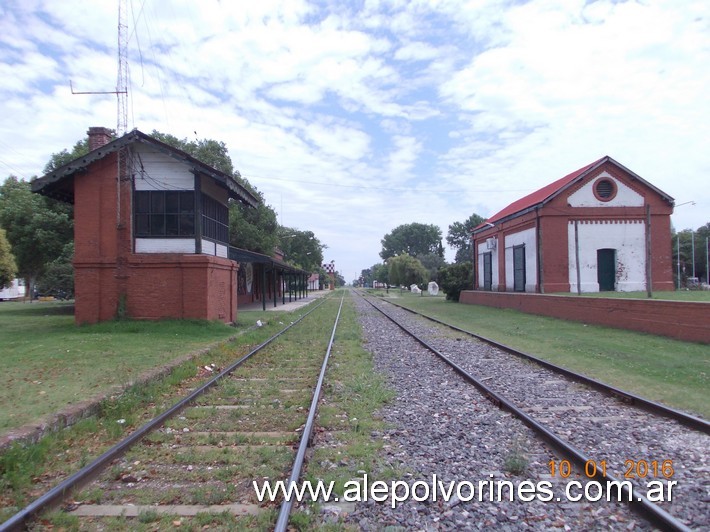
[
  {"left": 471, "top": 156, "right": 675, "bottom": 293},
  {"left": 32, "top": 128, "right": 258, "bottom": 324}
]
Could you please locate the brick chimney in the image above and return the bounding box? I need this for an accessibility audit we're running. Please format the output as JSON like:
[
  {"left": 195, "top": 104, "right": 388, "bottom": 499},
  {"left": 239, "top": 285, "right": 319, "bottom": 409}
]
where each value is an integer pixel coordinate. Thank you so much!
[{"left": 87, "top": 127, "right": 113, "bottom": 151}]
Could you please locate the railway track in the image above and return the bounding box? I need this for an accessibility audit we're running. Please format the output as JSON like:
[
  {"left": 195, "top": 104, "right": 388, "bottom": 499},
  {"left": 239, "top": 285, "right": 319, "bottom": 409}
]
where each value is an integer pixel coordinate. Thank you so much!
[
  {"left": 353, "top": 290, "right": 709, "bottom": 531},
  {"left": 1, "top": 293, "right": 345, "bottom": 531}
]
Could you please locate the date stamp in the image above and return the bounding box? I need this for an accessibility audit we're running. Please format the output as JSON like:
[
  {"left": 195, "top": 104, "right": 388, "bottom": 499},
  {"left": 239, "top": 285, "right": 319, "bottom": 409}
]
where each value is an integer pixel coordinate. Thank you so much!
[{"left": 548, "top": 459, "right": 675, "bottom": 479}]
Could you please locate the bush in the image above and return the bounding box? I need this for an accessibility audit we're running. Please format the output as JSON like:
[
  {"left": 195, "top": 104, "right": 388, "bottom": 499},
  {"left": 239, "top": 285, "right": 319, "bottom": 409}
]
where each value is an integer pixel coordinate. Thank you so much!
[{"left": 438, "top": 262, "right": 473, "bottom": 301}]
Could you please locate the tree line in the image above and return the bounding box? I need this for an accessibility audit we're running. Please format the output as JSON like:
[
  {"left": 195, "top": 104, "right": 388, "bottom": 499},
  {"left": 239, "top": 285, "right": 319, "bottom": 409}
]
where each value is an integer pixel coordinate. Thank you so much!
[
  {"left": 356, "top": 214, "right": 484, "bottom": 301},
  {"left": 0, "top": 130, "right": 333, "bottom": 300}
]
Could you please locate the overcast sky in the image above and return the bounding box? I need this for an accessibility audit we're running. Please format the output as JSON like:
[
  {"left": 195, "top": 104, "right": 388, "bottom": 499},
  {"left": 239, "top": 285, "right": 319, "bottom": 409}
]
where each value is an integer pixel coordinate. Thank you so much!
[{"left": 1, "top": 0, "right": 708, "bottom": 283}]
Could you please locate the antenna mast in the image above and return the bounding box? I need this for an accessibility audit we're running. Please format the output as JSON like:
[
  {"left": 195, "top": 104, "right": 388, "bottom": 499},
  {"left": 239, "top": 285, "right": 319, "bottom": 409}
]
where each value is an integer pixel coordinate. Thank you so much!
[{"left": 117, "top": 0, "right": 128, "bottom": 136}]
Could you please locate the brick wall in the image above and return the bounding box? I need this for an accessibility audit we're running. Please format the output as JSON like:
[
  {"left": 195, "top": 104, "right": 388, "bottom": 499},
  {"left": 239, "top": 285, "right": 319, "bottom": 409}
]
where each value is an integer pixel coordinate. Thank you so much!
[
  {"left": 459, "top": 291, "right": 710, "bottom": 344},
  {"left": 72, "top": 150, "right": 239, "bottom": 325}
]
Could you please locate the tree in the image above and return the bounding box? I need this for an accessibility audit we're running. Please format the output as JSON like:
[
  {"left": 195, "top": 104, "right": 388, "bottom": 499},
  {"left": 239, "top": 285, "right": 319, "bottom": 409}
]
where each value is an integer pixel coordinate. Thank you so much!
[
  {"left": 229, "top": 189, "right": 279, "bottom": 254},
  {"left": 447, "top": 213, "right": 485, "bottom": 264},
  {"left": 380, "top": 223, "right": 443, "bottom": 261},
  {"left": 417, "top": 253, "right": 446, "bottom": 282},
  {"left": 277, "top": 226, "right": 325, "bottom": 272},
  {"left": 0, "top": 176, "right": 73, "bottom": 298},
  {"left": 674, "top": 222, "right": 710, "bottom": 286},
  {"left": 0, "top": 228, "right": 17, "bottom": 288},
  {"left": 372, "top": 263, "right": 389, "bottom": 286},
  {"left": 35, "top": 242, "right": 74, "bottom": 298},
  {"left": 43, "top": 137, "right": 91, "bottom": 174},
  {"left": 438, "top": 261, "right": 473, "bottom": 301},
  {"left": 387, "top": 253, "right": 429, "bottom": 288},
  {"left": 150, "top": 131, "right": 235, "bottom": 176}
]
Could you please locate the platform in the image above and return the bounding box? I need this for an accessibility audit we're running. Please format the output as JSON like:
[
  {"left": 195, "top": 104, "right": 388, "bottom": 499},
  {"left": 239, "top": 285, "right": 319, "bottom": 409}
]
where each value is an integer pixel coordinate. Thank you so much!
[{"left": 238, "top": 290, "right": 331, "bottom": 312}]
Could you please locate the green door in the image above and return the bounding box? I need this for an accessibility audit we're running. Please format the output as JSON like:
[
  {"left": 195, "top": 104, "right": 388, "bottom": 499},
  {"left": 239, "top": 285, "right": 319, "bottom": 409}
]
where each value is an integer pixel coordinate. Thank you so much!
[
  {"left": 597, "top": 249, "right": 616, "bottom": 291},
  {"left": 513, "top": 245, "right": 526, "bottom": 292},
  {"left": 483, "top": 252, "right": 492, "bottom": 291}
]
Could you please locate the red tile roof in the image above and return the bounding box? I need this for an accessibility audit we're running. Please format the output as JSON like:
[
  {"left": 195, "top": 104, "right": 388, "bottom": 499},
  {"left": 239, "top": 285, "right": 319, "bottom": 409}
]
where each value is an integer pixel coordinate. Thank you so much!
[{"left": 478, "top": 156, "right": 607, "bottom": 228}]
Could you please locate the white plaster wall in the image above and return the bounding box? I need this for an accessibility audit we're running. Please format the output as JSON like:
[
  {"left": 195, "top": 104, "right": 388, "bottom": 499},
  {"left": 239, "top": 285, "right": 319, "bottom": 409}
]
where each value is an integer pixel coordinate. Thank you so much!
[
  {"left": 567, "top": 220, "right": 646, "bottom": 292},
  {"left": 202, "top": 239, "right": 216, "bottom": 256},
  {"left": 135, "top": 238, "right": 195, "bottom": 254},
  {"left": 504, "top": 228, "right": 537, "bottom": 292},
  {"left": 567, "top": 172, "right": 644, "bottom": 207},
  {"left": 132, "top": 145, "right": 194, "bottom": 191},
  {"left": 199, "top": 240, "right": 228, "bottom": 258},
  {"left": 477, "top": 239, "right": 499, "bottom": 290}
]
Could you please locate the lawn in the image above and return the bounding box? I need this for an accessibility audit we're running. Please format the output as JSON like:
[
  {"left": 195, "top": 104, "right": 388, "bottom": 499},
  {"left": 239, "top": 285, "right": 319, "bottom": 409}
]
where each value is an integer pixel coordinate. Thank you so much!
[
  {"left": 369, "top": 290, "right": 709, "bottom": 418},
  {"left": 557, "top": 290, "right": 710, "bottom": 301},
  {"left": 0, "top": 301, "right": 277, "bottom": 435}
]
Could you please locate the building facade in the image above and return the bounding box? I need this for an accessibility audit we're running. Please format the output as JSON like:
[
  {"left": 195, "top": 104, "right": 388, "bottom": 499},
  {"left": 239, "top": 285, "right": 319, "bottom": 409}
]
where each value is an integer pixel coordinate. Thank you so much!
[
  {"left": 472, "top": 156, "right": 675, "bottom": 294},
  {"left": 32, "top": 128, "right": 258, "bottom": 324}
]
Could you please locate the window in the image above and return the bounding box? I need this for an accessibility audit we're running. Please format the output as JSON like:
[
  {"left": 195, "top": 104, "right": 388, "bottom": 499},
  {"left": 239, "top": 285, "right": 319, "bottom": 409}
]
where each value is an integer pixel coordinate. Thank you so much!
[
  {"left": 134, "top": 190, "right": 194, "bottom": 237},
  {"left": 593, "top": 178, "right": 617, "bottom": 201},
  {"left": 202, "top": 195, "right": 229, "bottom": 244}
]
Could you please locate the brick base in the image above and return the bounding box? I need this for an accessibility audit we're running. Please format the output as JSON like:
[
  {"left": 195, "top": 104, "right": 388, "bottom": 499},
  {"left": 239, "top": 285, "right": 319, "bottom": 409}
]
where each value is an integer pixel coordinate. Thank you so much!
[
  {"left": 74, "top": 254, "right": 238, "bottom": 324},
  {"left": 459, "top": 291, "right": 710, "bottom": 344}
]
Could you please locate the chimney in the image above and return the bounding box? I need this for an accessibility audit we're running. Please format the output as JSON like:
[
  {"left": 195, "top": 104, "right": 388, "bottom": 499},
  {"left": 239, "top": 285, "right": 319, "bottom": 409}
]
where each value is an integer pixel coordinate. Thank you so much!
[{"left": 87, "top": 127, "right": 113, "bottom": 151}]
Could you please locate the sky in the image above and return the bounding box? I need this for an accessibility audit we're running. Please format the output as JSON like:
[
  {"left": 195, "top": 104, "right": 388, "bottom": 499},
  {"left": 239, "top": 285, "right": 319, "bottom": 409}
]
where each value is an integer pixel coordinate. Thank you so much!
[{"left": 0, "top": 0, "right": 708, "bottom": 283}]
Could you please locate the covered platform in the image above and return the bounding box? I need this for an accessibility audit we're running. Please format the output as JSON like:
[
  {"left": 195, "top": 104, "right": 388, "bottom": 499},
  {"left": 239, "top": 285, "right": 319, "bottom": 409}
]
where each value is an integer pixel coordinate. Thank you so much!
[{"left": 229, "top": 247, "right": 314, "bottom": 311}]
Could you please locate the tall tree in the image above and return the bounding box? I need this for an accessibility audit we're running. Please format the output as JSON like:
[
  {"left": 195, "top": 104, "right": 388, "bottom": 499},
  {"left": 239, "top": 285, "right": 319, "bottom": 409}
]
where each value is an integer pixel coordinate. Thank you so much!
[
  {"left": 43, "top": 137, "right": 91, "bottom": 173},
  {"left": 387, "top": 253, "right": 429, "bottom": 287},
  {"left": 277, "top": 226, "right": 325, "bottom": 272},
  {"left": 380, "top": 223, "right": 443, "bottom": 261},
  {"left": 0, "top": 176, "right": 73, "bottom": 298},
  {"left": 447, "top": 213, "right": 485, "bottom": 264},
  {"left": 150, "top": 131, "right": 236, "bottom": 177},
  {"left": 0, "top": 227, "right": 17, "bottom": 288}
]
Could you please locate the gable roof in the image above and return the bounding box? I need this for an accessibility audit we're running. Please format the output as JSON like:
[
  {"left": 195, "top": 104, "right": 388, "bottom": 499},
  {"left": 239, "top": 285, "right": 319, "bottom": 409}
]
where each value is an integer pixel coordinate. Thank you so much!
[
  {"left": 31, "top": 129, "right": 259, "bottom": 207},
  {"left": 474, "top": 156, "right": 674, "bottom": 232}
]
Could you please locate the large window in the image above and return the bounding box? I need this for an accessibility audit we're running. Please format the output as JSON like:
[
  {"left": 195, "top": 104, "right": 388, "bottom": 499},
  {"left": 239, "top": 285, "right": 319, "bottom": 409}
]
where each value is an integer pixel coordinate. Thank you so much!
[
  {"left": 202, "top": 195, "right": 229, "bottom": 243},
  {"left": 134, "top": 190, "right": 195, "bottom": 237}
]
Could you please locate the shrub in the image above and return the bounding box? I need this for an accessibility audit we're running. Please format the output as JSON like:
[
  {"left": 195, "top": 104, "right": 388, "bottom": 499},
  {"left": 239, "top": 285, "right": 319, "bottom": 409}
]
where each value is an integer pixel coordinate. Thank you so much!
[{"left": 437, "top": 262, "right": 473, "bottom": 301}]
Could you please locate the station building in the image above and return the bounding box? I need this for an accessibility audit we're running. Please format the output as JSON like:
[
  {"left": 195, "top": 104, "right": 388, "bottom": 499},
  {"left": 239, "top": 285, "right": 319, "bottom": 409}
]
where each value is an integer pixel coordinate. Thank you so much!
[
  {"left": 32, "top": 127, "right": 309, "bottom": 323},
  {"left": 472, "top": 156, "right": 675, "bottom": 294}
]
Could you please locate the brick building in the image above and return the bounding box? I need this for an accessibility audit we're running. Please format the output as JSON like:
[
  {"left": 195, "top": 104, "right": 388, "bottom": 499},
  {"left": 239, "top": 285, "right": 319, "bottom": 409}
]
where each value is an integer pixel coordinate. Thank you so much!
[
  {"left": 472, "top": 156, "right": 675, "bottom": 293},
  {"left": 32, "top": 128, "right": 258, "bottom": 324}
]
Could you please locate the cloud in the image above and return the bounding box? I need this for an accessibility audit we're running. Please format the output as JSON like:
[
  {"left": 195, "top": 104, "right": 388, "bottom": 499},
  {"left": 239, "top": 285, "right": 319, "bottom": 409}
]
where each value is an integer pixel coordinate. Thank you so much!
[{"left": 0, "top": 0, "right": 708, "bottom": 282}]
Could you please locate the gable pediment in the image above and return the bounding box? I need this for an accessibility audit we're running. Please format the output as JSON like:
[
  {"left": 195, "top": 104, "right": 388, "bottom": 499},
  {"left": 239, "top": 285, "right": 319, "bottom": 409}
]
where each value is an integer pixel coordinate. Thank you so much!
[{"left": 567, "top": 171, "right": 644, "bottom": 207}]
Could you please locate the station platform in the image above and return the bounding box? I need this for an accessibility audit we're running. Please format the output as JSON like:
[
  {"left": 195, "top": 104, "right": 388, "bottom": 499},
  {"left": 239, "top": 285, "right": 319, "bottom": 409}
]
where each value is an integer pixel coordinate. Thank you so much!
[{"left": 238, "top": 290, "right": 331, "bottom": 312}]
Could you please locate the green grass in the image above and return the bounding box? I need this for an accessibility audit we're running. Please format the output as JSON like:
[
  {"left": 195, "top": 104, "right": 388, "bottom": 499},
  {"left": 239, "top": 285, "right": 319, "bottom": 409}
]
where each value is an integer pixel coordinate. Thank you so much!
[
  {"left": 0, "top": 301, "right": 280, "bottom": 434},
  {"left": 368, "top": 290, "right": 709, "bottom": 418},
  {"left": 557, "top": 290, "right": 710, "bottom": 301}
]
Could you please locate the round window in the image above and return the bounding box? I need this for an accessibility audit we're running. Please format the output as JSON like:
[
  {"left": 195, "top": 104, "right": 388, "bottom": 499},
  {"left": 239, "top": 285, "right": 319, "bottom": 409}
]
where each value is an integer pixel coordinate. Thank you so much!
[{"left": 593, "top": 178, "right": 617, "bottom": 201}]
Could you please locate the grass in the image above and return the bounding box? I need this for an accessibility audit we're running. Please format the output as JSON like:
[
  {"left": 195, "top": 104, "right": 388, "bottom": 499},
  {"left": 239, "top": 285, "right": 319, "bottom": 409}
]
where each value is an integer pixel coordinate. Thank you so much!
[
  {"left": 557, "top": 290, "right": 710, "bottom": 301},
  {"left": 0, "top": 301, "right": 281, "bottom": 434},
  {"left": 368, "top": 290, "right": 709, "bottom": 418}
]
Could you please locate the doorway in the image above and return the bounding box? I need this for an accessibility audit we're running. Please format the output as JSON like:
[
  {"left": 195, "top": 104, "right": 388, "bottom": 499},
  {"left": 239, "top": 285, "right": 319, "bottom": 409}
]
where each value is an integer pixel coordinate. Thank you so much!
[
  {"left": 483, "top": 252, "right": 492, "bottom": 291},
  {"left": 597, "top": 248, "right": 616, "bottom": 291}
]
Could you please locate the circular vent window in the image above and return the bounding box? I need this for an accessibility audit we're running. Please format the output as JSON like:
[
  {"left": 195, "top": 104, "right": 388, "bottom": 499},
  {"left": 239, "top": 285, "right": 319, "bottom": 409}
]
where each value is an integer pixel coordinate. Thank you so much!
[{"left": 593, "top": 178, "right": 617, "bottom": 201}]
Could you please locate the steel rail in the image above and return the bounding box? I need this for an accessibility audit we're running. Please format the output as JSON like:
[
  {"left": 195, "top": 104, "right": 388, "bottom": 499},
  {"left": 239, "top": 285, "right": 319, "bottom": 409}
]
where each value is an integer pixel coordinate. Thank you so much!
[
  {"left": 0, "top": 296, "right": 331, "bottom": 532},
  {"left": 274, "top": 292, "right": 345, "bottom": 532},
  {"left": 372, "top": 292, "right": 709, "bottom": 435},
  {"left": 358, "top": 292, "right": 691, "bottom": 532}
]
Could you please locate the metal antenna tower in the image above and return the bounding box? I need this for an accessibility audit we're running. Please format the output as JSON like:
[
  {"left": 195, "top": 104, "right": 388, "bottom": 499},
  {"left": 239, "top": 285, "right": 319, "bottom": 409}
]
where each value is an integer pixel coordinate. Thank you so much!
[{"left": 116, "top": 0, "right": 128, "bottom": 136}]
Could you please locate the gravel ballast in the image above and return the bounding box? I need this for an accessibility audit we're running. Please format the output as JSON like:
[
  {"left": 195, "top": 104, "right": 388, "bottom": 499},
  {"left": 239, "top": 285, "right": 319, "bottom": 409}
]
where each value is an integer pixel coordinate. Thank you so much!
[{"left": 345, "top": 294, "right": 708, "bottom": 530}]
